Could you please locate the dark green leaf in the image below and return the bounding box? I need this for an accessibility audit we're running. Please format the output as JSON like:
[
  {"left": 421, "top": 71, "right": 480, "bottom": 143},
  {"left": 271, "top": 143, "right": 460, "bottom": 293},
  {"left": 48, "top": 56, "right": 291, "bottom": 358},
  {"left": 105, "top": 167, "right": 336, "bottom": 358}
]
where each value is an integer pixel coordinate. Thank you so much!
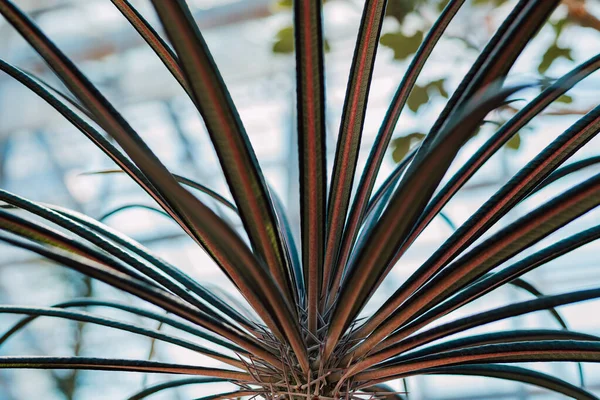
[
  {"left": 505, "top": 132, "right": 521, "bottom": 150},
  {"left": 556, "top": 94, "right": 573, "bottom": 104},
  {"left": 0, "top": 233, "right": 281, "bottom": 367},
  {"left": 391, "top": 133, "right": 425, "bottom": 163},
  {"left": 473, "top": 0, "right": 510, "bottom": 6},
  {"left": 357, "top": 286, "right": 600, "bottom": 376},
  {"left": 527, "top": 156, "right": 600, "bottom": 198},
  {"left": 110, "top": 0, "right": 190, "bottom": 95},
  {"left": 406, "top": 84, "right": 429, "bottom": 112},
  {"left": 358, "top": 340, "right": 600, "bottom": 382},
  {"left": 380, "top": 30, "right": 424, "bottom": 61},
  {"left": 385, "top": 0, "right": 422, "bottom": 24},
  {"left": 538, "top": 44, "right": 574, "bottom": 74},
  {"left": 273, "top": 26, "right": 295, "bottom": 54},
  {"left": 149, "top": 4, "right": 303, "bottom": 343}
]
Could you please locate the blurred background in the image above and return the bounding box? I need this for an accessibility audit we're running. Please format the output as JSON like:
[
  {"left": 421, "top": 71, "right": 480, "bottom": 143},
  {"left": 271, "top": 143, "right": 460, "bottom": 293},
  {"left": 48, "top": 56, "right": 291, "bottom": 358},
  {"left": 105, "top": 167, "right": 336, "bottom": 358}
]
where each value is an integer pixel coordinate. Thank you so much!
[{"left": 0, "top": 0, "right": 600, "bottom": 398}]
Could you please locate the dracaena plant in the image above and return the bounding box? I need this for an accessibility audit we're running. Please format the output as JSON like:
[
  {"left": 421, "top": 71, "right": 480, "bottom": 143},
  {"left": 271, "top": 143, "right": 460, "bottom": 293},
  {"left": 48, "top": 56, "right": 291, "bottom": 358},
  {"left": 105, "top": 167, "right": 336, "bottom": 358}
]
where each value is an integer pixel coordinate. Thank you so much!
[{"left": 0, "top": 0, "right": 600, "bottom": 399}]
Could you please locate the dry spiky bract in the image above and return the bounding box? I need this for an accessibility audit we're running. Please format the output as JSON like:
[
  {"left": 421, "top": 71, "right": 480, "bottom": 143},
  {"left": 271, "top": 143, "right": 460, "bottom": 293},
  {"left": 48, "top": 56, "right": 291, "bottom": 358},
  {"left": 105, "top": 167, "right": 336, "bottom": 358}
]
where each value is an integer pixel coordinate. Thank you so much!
[{"left": 1, "top": 0, "right": 600, "bottom": 399}]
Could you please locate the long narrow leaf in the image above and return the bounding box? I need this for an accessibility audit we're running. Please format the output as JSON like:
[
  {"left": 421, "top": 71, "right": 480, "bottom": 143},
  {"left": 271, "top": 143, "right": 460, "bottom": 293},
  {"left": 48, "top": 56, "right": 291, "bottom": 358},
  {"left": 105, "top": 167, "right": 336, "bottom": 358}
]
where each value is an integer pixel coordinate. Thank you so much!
[
  {"left": 0, "top": 59, "right": 173, "bottom": 218},
  {"left": 356, "top": 340, "right": 600, "bottom": 382},
  {"left": 359, "top": 288, "right": 600, "bottom": 375},
  {"left": 396, "top": 364, "right": 597, "bottom": 400},
  {"left": 51, "top": 206, "right": 257, "bottom": 332},
  {"left": 383, "top": 55, "right": 600, "bottom": 291},
  {"left": 391, "top": 224, "right": 600, "bottom": 356},
  {"left": 0, "top": 193, "right": 247, "bottom": 332},
  {"left": 0, "top": 0, "right": 305, "bottom": 366},
  {"left": 333, "top": 0, "right": 466, "bottom": 304},
  {"left": 127, "top": 378, "right": 226, "bottom": 400},
  {"left": 100, "top": 204, "right": 171, "bottom": 221},
  {"left": 83, "top": 169, "right": 238, "bottom": 213},
  {"left": 148, "top": 0, "right": 296, "bottom": 313},
  {"left": 389, "top": 330, "right": 600, "bottom": 364},
  {"left": 352, "top": 170, "right": 600, "bottom": 360},
  {"left": 526, "top": 155, "right": 600, "bottom": 199},
  {"left": 0, "top": 357, "right": 250, "bottom": 380},
  {"left": 0, "top": 299, "right": 244, "bottom": 353},
  {"left": 423, "top": 0, "right": 560, "bottom": 147},
  {"left": 110, "top": 0, "right": 189, "bottom": 94},
  {"left": 0, "top": 306, "right": 244, "bottom": 368},
  {"left": 324, "top": 85, "right": 527, "bottom": 361},
  {"left": 322, "top": 0, "right": 388, "bottom": 317},
  {"left": 0, "top": 234, "right": 281, "bottom": 367},
  {"left": 294, "top": 0, "right": 328, "bottom": 334},
  {"left": 361, "top": 104, "right": 600, "bottom": 343},
  {"left": 0, "top": 209, "right": 158, "bottom": 286}
]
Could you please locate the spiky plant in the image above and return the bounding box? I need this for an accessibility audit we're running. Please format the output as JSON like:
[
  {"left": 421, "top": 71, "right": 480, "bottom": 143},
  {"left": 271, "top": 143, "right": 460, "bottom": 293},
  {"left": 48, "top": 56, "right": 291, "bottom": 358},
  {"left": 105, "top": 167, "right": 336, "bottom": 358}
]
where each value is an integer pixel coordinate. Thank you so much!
[{"left": 1, "top": 0, "right": 600, "bottom": 398}]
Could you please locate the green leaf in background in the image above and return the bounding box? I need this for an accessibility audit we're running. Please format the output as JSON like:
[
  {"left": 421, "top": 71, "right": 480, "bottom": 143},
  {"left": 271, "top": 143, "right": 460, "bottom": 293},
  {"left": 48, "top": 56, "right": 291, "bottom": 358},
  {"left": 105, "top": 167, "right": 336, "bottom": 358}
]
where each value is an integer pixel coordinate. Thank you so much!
[
  {"left": 391, "top": 132, "right": 425, "bottom": 163},
  {"left": 538, "top": 44, "right": 574, "bottom": 74},
  {"left": 407, "top": 78, "right": 448, "bottom": 113},
  {"left": 273, "top": 26, "right": 294, "bottom": 54},
  {"left": 273, "top": 25, "right": 330, "bottom": 54},
  {"left": 428, "top": 78, "right": 449, "bottom": 98},
  {"left": 407, "top": 84, "right": 430, "bottom": 113},
  {"left": 380, "top": 30, "right": 424, "bottom": 61},
  {"left": 556, "top": 94, "right": 573, "bottom": 104},
  {"left": 551, "top": 18, "right": 569, "bottom": 36},
  {"left": 385, "top": 0, "right": 422, "bottom": 24},
  {"left": 472, "top": 0, "right": 510, "bottom": 6},
  {"left": 275, "top": 0, "right": 292, "bottom": 8},
  {"left": 505, "top": 132, "right": 521, "bottom": 151}
]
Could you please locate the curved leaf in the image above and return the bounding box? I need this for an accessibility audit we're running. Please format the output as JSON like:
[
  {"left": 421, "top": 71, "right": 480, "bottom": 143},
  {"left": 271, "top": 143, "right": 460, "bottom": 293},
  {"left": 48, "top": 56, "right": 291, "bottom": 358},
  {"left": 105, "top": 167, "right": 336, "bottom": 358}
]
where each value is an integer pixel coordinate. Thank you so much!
[
  {"left": 390, "top": 330, "right": 600, "bottom": 364},
  {"left": 402, "top": 364, "right": 597, "bottom": 400},
  {"left": 362, "top": 288, "right": 600, "bottom": 374},
  {"left": 331, "top": 0, "right": 466, "bottom": 306},
  {"left": 82, "top": 169, "right": 238, "bottom": 213},
  {"left": 0, "top": 357, "right": 249, "bottom": 380},
  {"left": 148, "top": 0, "right": 297, "bottom": 319},
  {"left": 127, "top": 378, "right": 226, "bottom": 400},
  {"left": 0, "top": 299, "right": 244, "bottom": 353},
  {"left": 396, "top": 55, "right": 600, "bottom": 276},
  {"left": 325, "top": 85, "right": 528, "bottom": 361},
  {"left": 526, "top": 155, "right": 600, "bottom": 199},
  {"left": 100, "top": 204, "right": 172, "bottom": 221},
  {"left": 0, "top": 208, "right": 157, "bottom": 286},
  {"left": 354, "top": 170, "right": 600, "bottom": 360},
  {"left": 110, "top": 0, "right": 190, "bottom": 94},
  {"left": 0, "top": 233, "right": 281, "bottom": 368},
  {"left": 0, "top": 306, "right": 244, "bottom": 368},
  {"left": 363, "top": 104, "right": 600, "bottom": 346},
  {"left": 51, "top": 206, "right": 256, "bottom": 332},
  {"left": 385, "top": 225, "right": 600, "bottom": 354},
  {"left": 357, "top": 340, "right": 600, "bottom": 382},
  {"left": 0, "top": 192, "right": 246, "bottom": 331}
]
